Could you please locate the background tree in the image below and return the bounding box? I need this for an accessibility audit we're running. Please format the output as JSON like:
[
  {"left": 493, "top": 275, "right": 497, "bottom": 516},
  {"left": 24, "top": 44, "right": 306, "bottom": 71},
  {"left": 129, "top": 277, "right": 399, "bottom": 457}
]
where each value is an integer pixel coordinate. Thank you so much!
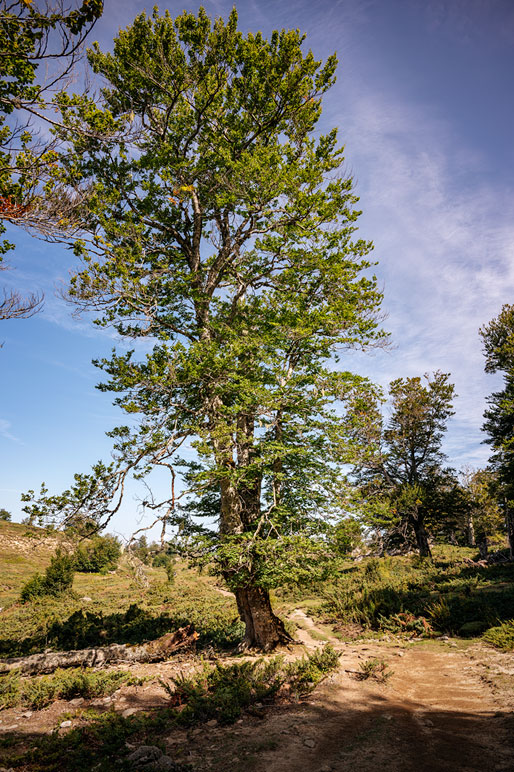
[
  {"left": 461, "top": 468, "right": 504, "bottom": 558},
  {"left": 348, "top": 371, "right": 456, "bottom": 557},
  {"left": 0, "top": 0, "right": 103, "bottom": 320},
  {"left": 480, "top": 303, "right": 514, "bottom": 558},
  {"left": 22, "top": 8, "right": 384, "bottom": 649}
]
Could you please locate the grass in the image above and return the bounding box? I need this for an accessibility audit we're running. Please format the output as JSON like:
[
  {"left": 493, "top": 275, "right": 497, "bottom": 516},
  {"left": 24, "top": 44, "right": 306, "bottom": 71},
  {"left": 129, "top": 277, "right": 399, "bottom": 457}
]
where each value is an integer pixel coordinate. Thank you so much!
[
  {"left": 356, "top": 658, "right": 393, "bottom": 683},
  {"left": 0, "top": 533, "right": 244, "bottom": 657},
  {"left": 0, "top": 667, "right": 143, "bottom": 710},
  {"left": 317, "top": 546, "right": 514, "bottom": 641}
]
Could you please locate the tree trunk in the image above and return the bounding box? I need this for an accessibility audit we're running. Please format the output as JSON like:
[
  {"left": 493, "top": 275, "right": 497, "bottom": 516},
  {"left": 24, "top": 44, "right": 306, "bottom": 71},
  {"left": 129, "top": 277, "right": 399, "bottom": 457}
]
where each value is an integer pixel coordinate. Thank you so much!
[
  {"left": 0, "top": 626, "right": 198, "bottom": 676},
  {"left": 507, "top": 506, "right": 514, "bottom": 560},
  {"left": 235, "top": 585, "right": 292, "bottom": 651},
  {"left": 410, "top": 516, "right": 432, "bottom": 558},
  {"left": 466, "top": 514, "right": 476, "bottom": 547}
]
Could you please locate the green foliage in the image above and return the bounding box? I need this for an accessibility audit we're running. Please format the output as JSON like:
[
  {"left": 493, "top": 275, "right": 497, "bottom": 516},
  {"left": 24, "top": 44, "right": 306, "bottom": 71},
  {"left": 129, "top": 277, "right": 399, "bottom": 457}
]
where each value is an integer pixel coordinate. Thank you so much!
[
  {"left": 162, "top": 644, "right": 339, "bottom": 725},
  {"left": 334, "top": 517, "right": 362, "bottom": 556},
  {"left": 356, "top": 658, "right": 393, "bottom": 682},
  {"left": 74, "top": 535, "right": 121, "bottom": 573},
  {"left": 480, "top": 304, "right": 514, "bottom": 555},
  {"left": 0, "top": 508, "right": 11, "bottom": 521},
  {"left": 20, "top": 548, "right": 75, "bottom": 601},
  {"left": 0, "top": 667, "right": 142, "bottom": 711},
  {"left": 483, "top": 619, "right": 514, "bottom": 650},
  {"left": 321, "top": 550, "right": 514, "bottom": 638}
]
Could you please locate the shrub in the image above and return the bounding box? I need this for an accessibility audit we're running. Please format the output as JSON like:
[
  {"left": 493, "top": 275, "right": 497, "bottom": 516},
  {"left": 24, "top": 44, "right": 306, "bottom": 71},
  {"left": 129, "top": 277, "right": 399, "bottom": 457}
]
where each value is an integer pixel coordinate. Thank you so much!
[
  {"left": 483, "top": 619, "right": 514, "bottom": 650},
  {"left": 0, "top": 667, "right": 143, "bottom": 710},
  {"left": 74, "top": 535, "right": 121, "bottom": 574},
  {"left": 20, "top": 549, "right": 75, "bottom": 601},
  {"left": 0, "top": 507, "right": 11, "bottom": 521},
  {"left": 161, "top": 644, "right": 340, "bottom": 725}
]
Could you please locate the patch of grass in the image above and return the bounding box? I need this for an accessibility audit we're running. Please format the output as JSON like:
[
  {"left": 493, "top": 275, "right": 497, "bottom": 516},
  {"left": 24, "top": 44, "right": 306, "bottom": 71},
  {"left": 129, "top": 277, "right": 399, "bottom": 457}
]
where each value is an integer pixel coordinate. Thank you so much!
[
  {"left": 0, "top": 667, "right": 143, "bottom": 710},
  {"left": 483, "top": 619, "right": 514, "bottom": 650},
  {"left": 356, "top": 658, "right": 393, "bottom": 683},
  {"left": 321, "top": 548, "right": 514, "bottom": 640},
  {"left": 0, "top": 560, "right": 244, "bottom": 657}
]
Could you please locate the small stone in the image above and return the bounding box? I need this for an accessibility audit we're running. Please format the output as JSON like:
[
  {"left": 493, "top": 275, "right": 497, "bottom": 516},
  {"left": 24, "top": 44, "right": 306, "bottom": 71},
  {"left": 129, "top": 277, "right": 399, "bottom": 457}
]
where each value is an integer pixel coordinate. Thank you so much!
[
  {"left": 102, "top": 696, "right": 112, "bottom": 704},
  {"left": 60, "top": 720, "right": 72, "bottom": 728},
  {"left": 303, "top": 738, "right": 316, "bottom": 748},
  {"left": 319, "top": 766, "right": 332, "bottom": 772},
  {"left": 122, "top": 707, "right": 140, "bottom": 718},
  {"left": 206, "top": 719, "right": 218, "bottom": 727},
  {"left": 236, "top": 719, "right": 243, "bottom": 724},
  {"left": 21, "top": 711, "right": 33, "bottom": 718},
  {"left": 70, "top": 697, "right": 84, "bottom": 706},
  {"left": 80, "top": 596, "right": 92, "bottom": 602},
  {"left": 423, "top": 719, "right": 434, "bottom": 727},
  {"left": 126, "top": 746, "right": 163, "bottom": 765},
  {"left": 5, "top": 724, "right": 18, "bottom": 730}
]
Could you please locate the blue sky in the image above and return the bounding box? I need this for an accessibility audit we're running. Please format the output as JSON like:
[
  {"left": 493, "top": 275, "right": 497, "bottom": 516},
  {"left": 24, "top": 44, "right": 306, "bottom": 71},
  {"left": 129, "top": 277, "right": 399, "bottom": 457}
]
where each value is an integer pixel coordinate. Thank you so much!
[{"left": 2, "top": 0, "right": 514, "bottom": 536}]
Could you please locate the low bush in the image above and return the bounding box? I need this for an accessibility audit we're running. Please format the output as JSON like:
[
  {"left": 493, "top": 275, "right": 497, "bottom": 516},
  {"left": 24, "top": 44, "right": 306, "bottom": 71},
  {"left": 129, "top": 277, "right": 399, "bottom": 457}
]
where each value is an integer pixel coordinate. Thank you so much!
[
  {"left": 483, "top": 619, "right": 514, "bottom": 650},
  {"left": 74, "top": 536, "right": 121, "bottom": 574},
  {"left": 20, "top": 549, "right": 75, "bottom": 602},
  {"left": 161, "top": 644, "right": 340, "bottom": 725},
  {"left": 0, "top": 667, "right": 143, "bottom": 710}
]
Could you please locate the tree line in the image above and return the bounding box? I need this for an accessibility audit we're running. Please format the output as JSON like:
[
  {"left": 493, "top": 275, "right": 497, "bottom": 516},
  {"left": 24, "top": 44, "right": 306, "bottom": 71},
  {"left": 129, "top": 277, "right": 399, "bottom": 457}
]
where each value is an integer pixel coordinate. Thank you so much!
[{"left": 2, "top": 3, "right": 513, "bottom": 649}]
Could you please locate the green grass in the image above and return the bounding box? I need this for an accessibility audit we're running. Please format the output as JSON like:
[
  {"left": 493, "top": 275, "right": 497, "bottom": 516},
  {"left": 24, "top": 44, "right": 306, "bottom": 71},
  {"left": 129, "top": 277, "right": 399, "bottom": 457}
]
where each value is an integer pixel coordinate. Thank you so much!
[
  {"left": 0, "top": 667, "right": 143, "bottom": 710},
  {"left": 315, "top": 547, "right": 514, "bottom": 641}
]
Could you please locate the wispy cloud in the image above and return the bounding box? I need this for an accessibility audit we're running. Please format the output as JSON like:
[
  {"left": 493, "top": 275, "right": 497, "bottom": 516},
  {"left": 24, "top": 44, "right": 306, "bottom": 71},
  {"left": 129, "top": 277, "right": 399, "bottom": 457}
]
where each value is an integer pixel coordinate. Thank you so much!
[{"left": 0, "top": 419, "right": 22, "bottom": 445}]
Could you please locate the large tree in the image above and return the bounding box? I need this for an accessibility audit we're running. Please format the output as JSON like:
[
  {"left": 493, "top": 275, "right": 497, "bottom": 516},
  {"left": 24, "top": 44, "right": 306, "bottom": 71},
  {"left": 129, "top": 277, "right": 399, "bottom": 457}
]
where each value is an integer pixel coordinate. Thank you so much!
[
  {"left": 481, "top": 303, "right": 514, "bottom": 558},
  {"left": 23, "top": 8, "right": 384, "bottom": 649},
  {"left": 347, "top": 371, "right": 456, "bottom": 557}
]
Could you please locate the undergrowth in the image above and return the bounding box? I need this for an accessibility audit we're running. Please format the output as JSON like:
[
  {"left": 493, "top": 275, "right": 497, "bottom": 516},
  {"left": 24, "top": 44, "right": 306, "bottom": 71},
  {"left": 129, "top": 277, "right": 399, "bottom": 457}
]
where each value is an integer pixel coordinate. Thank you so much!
[
  {"left": 321, "top": 550, "right": 514, "bottom": 639},
  {"left": 0, "top": 668, "right": 143, "bottom": 710},
  {"left": 483, "top": 619, "right": 514, "bottom": 650},
  {"left": 2, "top": 647, "right": 339, "bottom": 772}
]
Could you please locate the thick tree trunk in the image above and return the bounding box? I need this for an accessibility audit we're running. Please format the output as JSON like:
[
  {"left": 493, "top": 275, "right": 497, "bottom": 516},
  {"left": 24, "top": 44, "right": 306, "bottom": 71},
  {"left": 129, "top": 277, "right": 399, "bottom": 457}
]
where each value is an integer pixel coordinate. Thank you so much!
[
  {"left": 410, "top": 516, "right": 432, "bottom": 558},
  {"left": 0, "top": 626, "right": 198, "bottom": 676},
  {"left": 235, "top": 585, "right": 292, "bottom": 651}
]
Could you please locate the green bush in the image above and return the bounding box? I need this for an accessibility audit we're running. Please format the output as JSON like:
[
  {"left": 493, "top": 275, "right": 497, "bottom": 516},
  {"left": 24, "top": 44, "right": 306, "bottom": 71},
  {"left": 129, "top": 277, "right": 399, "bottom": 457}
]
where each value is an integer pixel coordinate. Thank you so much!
[
  {"left": 74, "top": 535, "right": 121, "bottom": 574},
  {"left": 0, "top": 507, "right": 11, "bottom": 521},
  {"left": 0, "top": 667, "right": 143, "bottom": 710},
  {"left": 483, "top": 619, "right": 514, "bottom": 650},
  {"left": 161, "top": 644, "right": 340, "bottom": 725},
  {"left": 20, "top": 549, "right": 75, "bottom": 602}
]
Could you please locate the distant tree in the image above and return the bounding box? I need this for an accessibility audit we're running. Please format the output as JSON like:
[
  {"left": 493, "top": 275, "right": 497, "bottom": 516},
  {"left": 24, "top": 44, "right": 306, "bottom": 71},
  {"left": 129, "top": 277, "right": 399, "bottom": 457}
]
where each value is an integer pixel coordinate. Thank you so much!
[
  {"left": 21, "top": 8, "right": 384, "bottom": 649},
  {"left": 0, "top": 0, "right": 103, "bottom": 321},
  {"left": 461, "top": 468, "right": 504, "bottom": 558},
  {"left": 0, "top": 507, "right": 11, "bottom": 521},
  {"left": 480, "top": 304, "right": 514, "bottom": 557},
  {"left": 348, "top": 371, "right": 456, "bottom": 557}
]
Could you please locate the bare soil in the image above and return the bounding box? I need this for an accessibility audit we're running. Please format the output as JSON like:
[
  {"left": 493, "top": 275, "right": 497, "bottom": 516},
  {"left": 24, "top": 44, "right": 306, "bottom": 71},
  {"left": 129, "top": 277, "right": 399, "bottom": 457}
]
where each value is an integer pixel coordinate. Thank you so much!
[{"left": 0, "top": 610, "right": 513, "bottom": 772}]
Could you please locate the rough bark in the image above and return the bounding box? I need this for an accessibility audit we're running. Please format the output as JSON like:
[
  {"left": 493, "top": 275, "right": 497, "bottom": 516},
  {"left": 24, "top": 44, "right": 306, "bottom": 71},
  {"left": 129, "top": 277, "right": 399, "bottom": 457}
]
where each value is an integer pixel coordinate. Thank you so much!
[
  {"left": 0, "top": 625, "right": 198, "bottom": 676},
  {"left": 410, "top": 516, "right": 432, "bottom": 558},
  {"left": 235, "top": 585, "right": 292, "bottom": 651}
]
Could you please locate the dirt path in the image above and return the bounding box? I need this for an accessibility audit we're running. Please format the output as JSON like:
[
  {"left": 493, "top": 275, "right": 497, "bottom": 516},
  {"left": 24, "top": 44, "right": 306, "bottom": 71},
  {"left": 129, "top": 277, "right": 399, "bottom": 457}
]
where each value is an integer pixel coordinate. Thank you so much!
[{"left": 183, "top": 610, "right": 514, "bottom": 772}]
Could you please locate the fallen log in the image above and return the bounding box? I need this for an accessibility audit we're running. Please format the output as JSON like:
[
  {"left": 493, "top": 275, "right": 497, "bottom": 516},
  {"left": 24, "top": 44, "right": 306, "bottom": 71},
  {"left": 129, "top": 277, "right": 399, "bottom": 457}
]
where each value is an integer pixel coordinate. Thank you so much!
[{"left": 0, "top": 625, "right": 199, "bottom": 676}]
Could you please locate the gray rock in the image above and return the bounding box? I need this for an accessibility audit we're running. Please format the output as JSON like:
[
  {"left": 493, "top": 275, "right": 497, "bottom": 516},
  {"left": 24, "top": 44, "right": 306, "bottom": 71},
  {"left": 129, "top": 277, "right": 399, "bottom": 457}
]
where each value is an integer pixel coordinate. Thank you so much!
[
  {"left": 127, "top": 746, "right": 163, "bottom": 766},
  {"left": 303, "top": 738, "right": 316, "bottom": 748},
  {"left": 122, "top": 707, "right": 140, "bottom": 718},
  {"left": 60, "top": 720, "right": 72, "bottom": 728},
  {"left": 70, "top": 697, "right": 84, "bottom": 706},
  {"left": 80, "top": 596, "right": 93, "bottom": 602}
]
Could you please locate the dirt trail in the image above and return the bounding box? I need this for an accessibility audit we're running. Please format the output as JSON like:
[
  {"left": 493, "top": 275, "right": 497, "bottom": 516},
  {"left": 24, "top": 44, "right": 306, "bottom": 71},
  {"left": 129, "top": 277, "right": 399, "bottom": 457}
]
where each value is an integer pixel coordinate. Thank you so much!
[{"left": 191, "top": 610, "right": 514, "bottom": 772}]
